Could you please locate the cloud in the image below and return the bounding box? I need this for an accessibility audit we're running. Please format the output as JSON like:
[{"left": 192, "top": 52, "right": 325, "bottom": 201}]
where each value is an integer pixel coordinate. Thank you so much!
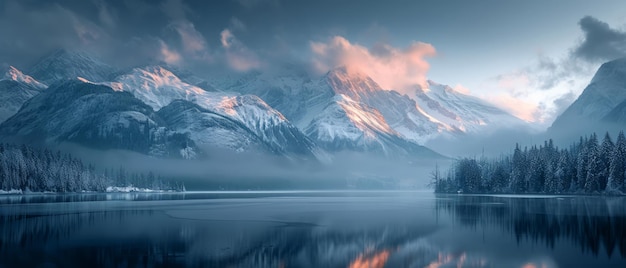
[
  {"left": 310, "top": 36, "right": 436, "bottom": 93},
  {"left": 168, "top": 20, "right": 211, "bottom": 61},
  {"left": 159, "top": 40, "right": 181, "bottom": 64},
  {"left": 93, "top": 0, "right": 117, "bottom": 28},
  {"left": 476, "top": 17, "right": 623, "bottom": 125},
  {"left": 0, "top": 0, "right": 216, "bottom": 71},
  {"left": 220, "top": 28, "right": 261, "bottom": 71},
  {"left": 573, "top": 16, "right": 626, "bottom": 62},
  {"left": 488, "top": 94, "right": 539, "bottom": 123},
  {"left": 0, "top": 1, "right": 109, "bottom": 65},
  {"left": 220, "top": 29, "right": 235, "bottom": 48},
  {"left": 480, "top": 63, "right": 592, "bottom": 125}
]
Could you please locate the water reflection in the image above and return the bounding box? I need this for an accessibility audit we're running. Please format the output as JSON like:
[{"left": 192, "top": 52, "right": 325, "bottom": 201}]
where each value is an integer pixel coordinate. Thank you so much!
[
  {"left": 0, "top": 192, "right": 194, "bottom": 205},
  {"left": 0, "top": 193, "right": 625, "bottom": 267},
  {"left": 435, "top": 195, "right": 626, "bottom": 258},
  {"left": 0, "top": 192, "right": 443, "bottom": 267},
  {"left": 349, "top": 250, "right": 390, "bottom": 268}
]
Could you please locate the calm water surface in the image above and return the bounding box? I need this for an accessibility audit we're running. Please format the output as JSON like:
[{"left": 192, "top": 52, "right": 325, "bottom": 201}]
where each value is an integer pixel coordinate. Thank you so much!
[{"left": 0, "top": 191, "right": 625, "bottom": 267}]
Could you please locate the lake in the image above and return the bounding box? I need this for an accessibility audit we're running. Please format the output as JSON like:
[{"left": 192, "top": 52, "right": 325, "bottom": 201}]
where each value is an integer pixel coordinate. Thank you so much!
[{"left": 0, "top": 191, "right": 624, "bottom": 267}]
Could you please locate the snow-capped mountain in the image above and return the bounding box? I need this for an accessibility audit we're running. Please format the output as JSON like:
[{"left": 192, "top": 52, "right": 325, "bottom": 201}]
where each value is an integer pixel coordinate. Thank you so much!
[
  {"left": 415, "top": 80, "right": 525, "bottom": 133},
  {"left": 2, "top": 65, "right": 46, "bottom": 89},
  {"left": 0, "top": 66, "right": 46, "bottom": 123},
  {"left": 219, "top": 65, "right": 334, "bottom": 125},
  {"left": 1, "top": 49, "right": 451, "bottom": 161},
  {"left": 324, "top": 67, "right": 526, "bottom": 142},
  {"left": 305, "top": 94, "right": 440, "bottom": 158},
  {"left": 2, "top": 48, "right": 323, "bottom": 160},
  {"left": 0, "top": 79, "right": 198, "bottom": 158},
  {"left": 221, "top": 66, "right": 443, "bottom": 157},
  {"left": 158, "top": 63, "right": 220, "bottom": 92},
  {"left": 223, "top": 66, "right": 521, "bottom": 146},
  {"left": 323, "top": 67, "right": 445, "bottom": 143},
  {"left": 156, "top": 99, "right": 270, "bottom": 152},
  {"left": 552, "top": 57, "right": 626, "bottom": 128},
  {"left": 105, "top": 65, "right": 320, "bottom": 159},
  {"left": 28, "top": 49, "right": 116, "bottom": 85}
]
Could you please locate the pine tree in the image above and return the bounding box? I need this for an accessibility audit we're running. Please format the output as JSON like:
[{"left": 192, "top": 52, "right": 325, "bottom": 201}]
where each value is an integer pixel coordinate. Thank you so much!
[
  {"left": 510, "top": 144, "right": 526, "bottom": 193},
  {"left": 554, "top": 152, "right": 569, "bottom": 193},
  {"left": 607, "top": 131, "right": 626, "bottom": 193},
  {"left": 575, "top": 146, "right": 589, "bottom": 193},
  {"left": 585, "top": 146, "right": 602, "bottom": 193},
  {"left": 598, "top": 132, "right": 614, "bottom": 191},
  {"left": 492, "top": 164, "right": 509, "bottom": 193},
  {"left": 0, "top": 143, "right": 181, "bottom": 193}
]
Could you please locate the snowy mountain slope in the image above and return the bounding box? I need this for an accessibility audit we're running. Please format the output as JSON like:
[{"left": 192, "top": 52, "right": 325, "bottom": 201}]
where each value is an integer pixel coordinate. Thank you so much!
[
  {"left": 305, "top": 94, "right": 441, "bottom": 158},
  {"left": 220, "top": 66, "right": 335, "bottom": 125},
  {"left": 218, "top": 67, "right": 441, "bottom": 158},
  {"left": 224, "top": 66, "right": 521, "bottom": 147},
  {"left": 2, "top": 65, "right": 46, "bottom": 89},
  {"left": 602, "top": 99, "right": 626, "bottom": 123},
  {"left": 107, "top": 65, "right": 320, "bottom": 159},
  {"left": 107, "top": 65, "right": 207, "bottom": 109},
  {"left": 0, "top": 80, "right": 198, "bottom": 158},
  {"left": 207, "top": 94, "right": 321, "bottom": 157},
  {"left": 324, "top": 67, "right": 446, "bottom": 143},
  {"left": 28, "top": 49, "right": 116, "bottom": 85},
  {"left": 552, "top": 57, "right": 626, "bottom": 128},
  {"left": 0, "top": 66, "right": 46, "bottom": 123},
  {"left": 157, "top": 100, "right": 270, "bottom": 152},
  {"left": 160, "top": 63, "right": 220, "bottom": 92},
  {"left": 415, "top": 81, "right": 525, "bottom": 133}
]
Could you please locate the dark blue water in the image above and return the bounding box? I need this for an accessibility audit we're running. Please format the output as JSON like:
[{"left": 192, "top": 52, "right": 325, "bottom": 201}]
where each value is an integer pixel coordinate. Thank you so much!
[{"left": 0, "top": 191, "right": 624, "bottom": 267}]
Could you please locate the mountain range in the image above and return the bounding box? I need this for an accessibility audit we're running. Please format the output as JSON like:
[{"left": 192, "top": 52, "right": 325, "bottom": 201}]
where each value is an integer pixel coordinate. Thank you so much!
[{"left": 0, "top": 49, "right": 530, "bottom": 161}]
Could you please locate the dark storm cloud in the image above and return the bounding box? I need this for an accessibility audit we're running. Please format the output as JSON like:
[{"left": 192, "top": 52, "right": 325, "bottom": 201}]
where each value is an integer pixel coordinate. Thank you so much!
[
  {"left": 573, "top": 16, "right": 626, "bottom": 62},
  {"left": 0, "top": 1, "right": 105, "bottom": 66},
  {"left": 0, "top": 0, "right": 235, "bottom": 71},
  {"left": 522, "top": 16, "right": 625, "bottom": 93},
  {"left": 0, "top": 0, "right": 151, "bottom": 67},
  {"left": 515, "top": 16, "right": 624, "bottom": 95},
  {"left": 0, "top": 0, "right": 437, "bottom": 74}
]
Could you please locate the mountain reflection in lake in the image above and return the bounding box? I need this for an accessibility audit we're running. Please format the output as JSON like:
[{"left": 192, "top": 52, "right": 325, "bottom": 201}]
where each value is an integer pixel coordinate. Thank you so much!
[{"left": 0, "top": 192, "right": 625, "bottom": 268}]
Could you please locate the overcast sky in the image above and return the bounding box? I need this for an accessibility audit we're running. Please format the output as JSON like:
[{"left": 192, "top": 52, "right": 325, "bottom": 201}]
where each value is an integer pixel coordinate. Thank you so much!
[{"left": 1, "top": 0, "right": 626, "bottom": 126}]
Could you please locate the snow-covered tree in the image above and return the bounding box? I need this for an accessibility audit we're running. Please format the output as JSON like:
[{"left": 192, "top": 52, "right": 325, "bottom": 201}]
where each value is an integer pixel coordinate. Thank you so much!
[
  {"left": 434, "top": 131, "right": 626, "bottom": 195},
  {"left": 607, "top": 131, "right": 626, "bottom": 193},
  {"left": 0, "top": 143, "right": 180, "bottom": 192}
]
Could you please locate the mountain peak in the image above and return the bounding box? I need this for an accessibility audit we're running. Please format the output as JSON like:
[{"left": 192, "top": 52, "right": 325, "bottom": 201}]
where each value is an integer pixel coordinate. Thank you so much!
[
  {"left": 135, "top": 65, "right": 178, "bottom": 79},
  {"left": 111, "top": 65, "right": 206, "bottom": 110},
  {"left": 326, "top": 66, "right": 369, "bottom": 80},
  {"left": 551, "top": 57, "right": 626, "bottom": 129},
  {"left": 42, "top": 49, "right": 102, "bottom": 66},
  {"left": 589, "top": 57, "right": 626, "bottom": 85},
  {"left": 1, "top": 65, "right": 46, "bottom": 89},
  {"left": 325, "top": 66, "right": 383, "bottom": 100},
  {"left": 28, "top": 49, "right": 116, "bottom": 85}
]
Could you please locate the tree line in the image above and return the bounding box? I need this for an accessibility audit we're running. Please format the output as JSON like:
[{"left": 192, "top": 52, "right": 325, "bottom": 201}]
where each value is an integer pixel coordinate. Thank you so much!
[
  {"left": 433, "top": 131, "right": 626, "bottom": 195},
  {"left": 0, "top": 143, "right": 183, "bottom": 192}
]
